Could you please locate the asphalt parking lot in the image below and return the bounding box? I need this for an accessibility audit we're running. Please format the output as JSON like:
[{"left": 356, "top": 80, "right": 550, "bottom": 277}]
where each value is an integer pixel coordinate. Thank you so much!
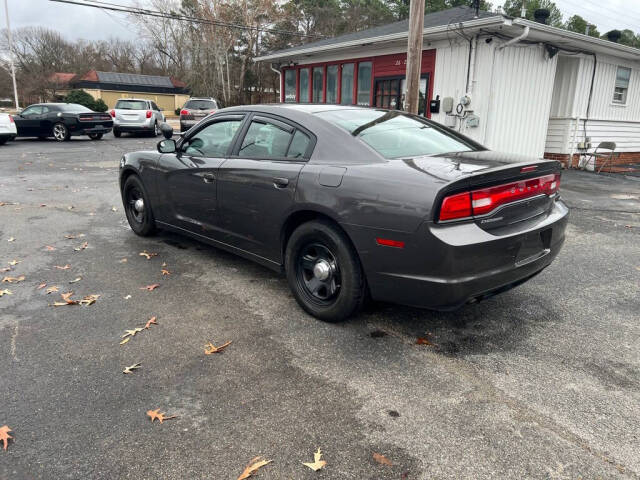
[{"left": 1, "top": 134, "right": 639, "bottom": 479}]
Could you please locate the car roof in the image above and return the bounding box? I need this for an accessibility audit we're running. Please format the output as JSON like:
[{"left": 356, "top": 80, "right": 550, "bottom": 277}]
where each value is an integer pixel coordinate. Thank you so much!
[{"left": 116, "top": 98, "right": 150, "bottom": 102}]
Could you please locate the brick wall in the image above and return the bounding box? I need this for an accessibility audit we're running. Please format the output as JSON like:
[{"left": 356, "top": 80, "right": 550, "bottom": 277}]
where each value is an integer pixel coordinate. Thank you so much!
[{"left": 543, "top": 152, "right": 640, "bottom": 173}]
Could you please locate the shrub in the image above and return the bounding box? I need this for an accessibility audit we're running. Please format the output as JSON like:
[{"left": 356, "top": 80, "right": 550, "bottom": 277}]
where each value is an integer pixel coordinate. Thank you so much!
[
  {"left": 64, "top": 89, "right": 98, "bottom": 110},
  {"left": 93, "top": 98, "right": 108, "bottom": 112},
  {"left": 175, "top": 108, "right": 181, "bottom": 115}
]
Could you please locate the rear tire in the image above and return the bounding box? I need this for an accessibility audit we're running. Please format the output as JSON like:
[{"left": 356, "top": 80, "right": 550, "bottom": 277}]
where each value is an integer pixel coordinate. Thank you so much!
[
  {"left": 89, "top": 133, "right": 103, "bottom": 140},
  {"left": 52, "top": 123, "right": 70, "bottom": 142},
  {"left": 122, "top": 175, "right": 156, "bottom": 237},
  {"left": 285, "top": 220, "right": 365, "bottom": 322},
  {"left": 113, "top": 129, "right": 121, "bottom": 138},
  {"left": 0, "top": 137, "right": 7, "bottom": 145}
]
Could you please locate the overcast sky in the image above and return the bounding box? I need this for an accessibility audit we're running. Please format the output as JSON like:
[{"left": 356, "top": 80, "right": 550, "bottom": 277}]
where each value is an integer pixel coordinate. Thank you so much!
[{"left": 4, "top": 0, "right": 640, "bottom": 43}]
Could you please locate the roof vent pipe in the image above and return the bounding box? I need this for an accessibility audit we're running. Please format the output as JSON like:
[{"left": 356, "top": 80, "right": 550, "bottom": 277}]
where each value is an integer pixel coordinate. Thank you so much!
[
  {"left": 606, "top": 30, "right": 622, "bottom": 43},
  {"left": 533, "top": 9, "right": 550, "bottom": 24}
]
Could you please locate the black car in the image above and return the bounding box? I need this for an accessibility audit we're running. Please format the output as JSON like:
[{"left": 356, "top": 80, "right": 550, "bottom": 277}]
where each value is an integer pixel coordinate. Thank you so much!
[
  {"left": 119, "top": 105, "right": 568, "bottom": 322},
  {"left": 13, "top": 103, "right": 113, "bottom": 141}
]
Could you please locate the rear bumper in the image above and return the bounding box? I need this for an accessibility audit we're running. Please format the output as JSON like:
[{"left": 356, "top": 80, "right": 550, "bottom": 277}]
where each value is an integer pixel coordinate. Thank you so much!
[
  {"left": 114, "top": 124, "right": 153, "bottom": 132},
  {"left": 72, "top": 125, "right": 113, "bottom": 136},
  {"left": 346, "top": 199, "right": 569, "bottom": 310}
]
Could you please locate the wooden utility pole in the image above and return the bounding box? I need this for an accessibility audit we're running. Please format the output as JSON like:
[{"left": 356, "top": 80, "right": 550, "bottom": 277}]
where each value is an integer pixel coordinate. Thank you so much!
[{"left": 404, "top": 0, "right": 425, "bottom": 114}]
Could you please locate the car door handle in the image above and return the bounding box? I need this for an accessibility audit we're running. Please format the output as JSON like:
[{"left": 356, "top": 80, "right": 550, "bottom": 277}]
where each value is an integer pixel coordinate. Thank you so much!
[
  {"left": 202, "top": 173, "right": 215, "bottom": 183},
  {"left": 273, "top": 177, "right": 289, "bottom": 188}
]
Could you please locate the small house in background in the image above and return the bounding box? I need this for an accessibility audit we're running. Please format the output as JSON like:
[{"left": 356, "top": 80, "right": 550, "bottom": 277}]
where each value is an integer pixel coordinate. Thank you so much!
[
  {"left": 49, "top": 70, "right": 190, "bottom": 114},
  {"left": 257, "top": 6, "right": 640, "bottom": 173}
]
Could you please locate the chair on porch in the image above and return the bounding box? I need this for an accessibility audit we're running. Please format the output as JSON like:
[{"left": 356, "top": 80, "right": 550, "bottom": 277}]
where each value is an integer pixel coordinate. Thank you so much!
[{"left": 581, "top": 142, "right": 617, "bottom": 174}]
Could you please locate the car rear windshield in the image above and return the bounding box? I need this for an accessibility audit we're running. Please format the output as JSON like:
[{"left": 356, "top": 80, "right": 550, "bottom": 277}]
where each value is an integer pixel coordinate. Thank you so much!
[
  {"left": 57, "top": 104, "right": 93, "bottom": 113},
  {"left": 115, "top": 100, "right": 148, "bottom": 110},
  {"left": 184, "top": 100, "right": 216, "bottom": 110},
  {"left": 315, "top": 109, "right": 480, "bottom": 159}
]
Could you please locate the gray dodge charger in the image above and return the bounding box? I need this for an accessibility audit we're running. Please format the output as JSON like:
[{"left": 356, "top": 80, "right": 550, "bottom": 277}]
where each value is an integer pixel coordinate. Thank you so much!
[{"left": 119, "top": 105, "right": 568, "bottom": 322}]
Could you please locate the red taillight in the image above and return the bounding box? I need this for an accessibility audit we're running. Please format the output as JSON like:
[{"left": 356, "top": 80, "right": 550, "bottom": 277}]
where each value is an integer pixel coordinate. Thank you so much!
[
  {"left": 109, "top": 109, "right": 115, "bottom": 117},
  {"left": 439, "top": 173, "right": 561, "bottom": 222},
  {"left": 9, "top": 115, "right": 14, "bottom": 123},
  {"left": 146, "top": 110, "right": 152, "bottom": 118},
  {"left": 180, "top": 109, "right": 188, "bottom": 115},
  {"left": 439, "top": 192, "right": 472, "bottom": 221}
]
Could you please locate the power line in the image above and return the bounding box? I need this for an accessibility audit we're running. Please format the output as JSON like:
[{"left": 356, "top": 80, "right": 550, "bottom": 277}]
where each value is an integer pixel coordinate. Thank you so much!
[
  {"left": 554, "top": 0, "right": 640, "bottom": 32},
  {"left": 49, "top": 0, "right": 325, "bottom": 39}
]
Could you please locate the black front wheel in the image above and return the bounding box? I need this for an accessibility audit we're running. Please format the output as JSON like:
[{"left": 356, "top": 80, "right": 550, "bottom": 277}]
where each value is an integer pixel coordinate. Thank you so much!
[
  {"left": 285, "top": 220, "right": 365, "bottom": 322},
  {"left": 122, "top": 175, "right": 156, "bottom": 236},
  {"left": 88, "top": 133, "right": 103, "bottom": 140}
]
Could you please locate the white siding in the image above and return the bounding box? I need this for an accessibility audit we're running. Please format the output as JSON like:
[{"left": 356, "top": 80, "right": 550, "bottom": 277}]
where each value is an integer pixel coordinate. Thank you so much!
[
  {"left": 545, "top": 118, "right": 575, "bottom": 153},
  {"left": 482, "top": 43, "right": 557, "bottom": 158}
]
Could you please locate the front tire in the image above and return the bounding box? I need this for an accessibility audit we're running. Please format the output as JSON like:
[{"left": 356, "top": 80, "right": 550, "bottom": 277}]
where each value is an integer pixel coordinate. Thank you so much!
[
  {"left": 152, "top": 121, "right": 160, "bottom": 137},
  {"left": 122, "top": 175, "right": 156, "bottom": 236},
  {"left": 88, "top": 133, "right": 103, "bottom": 140},
  {"left": 285, "top": 220, "right": 365, "bottom": 322},
  {"left": 52, "top": 122, "right": 70, "bottom": 142}
]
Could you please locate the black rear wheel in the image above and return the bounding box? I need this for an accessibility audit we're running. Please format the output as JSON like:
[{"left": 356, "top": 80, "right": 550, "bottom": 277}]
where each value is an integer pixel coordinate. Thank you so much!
[
  {"left": 113, "top": 129, "right": 121, "bottom": 138},
  {"left": 89, "top": 133, "right": 103, "bottom": 140},
  {"left": 285, "top": 220, "right": 365, "bottom": 322},
  {"left": 122, "top": 175, "right": 156, "bottom": 236}
]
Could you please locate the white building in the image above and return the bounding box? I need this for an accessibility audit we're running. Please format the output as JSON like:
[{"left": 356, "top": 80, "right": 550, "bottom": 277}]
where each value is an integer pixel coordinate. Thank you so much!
[{"left": 257, "top": 6, "right": 640, "bottom": 171}]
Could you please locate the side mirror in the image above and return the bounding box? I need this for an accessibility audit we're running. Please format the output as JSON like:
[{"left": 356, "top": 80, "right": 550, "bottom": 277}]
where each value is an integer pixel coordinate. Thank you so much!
[
  {"left": 160, "top": 122, "right": 173, "bottom": 139},
  {"left": 157, "top": 139, "right": 176, "bottom": 154}
]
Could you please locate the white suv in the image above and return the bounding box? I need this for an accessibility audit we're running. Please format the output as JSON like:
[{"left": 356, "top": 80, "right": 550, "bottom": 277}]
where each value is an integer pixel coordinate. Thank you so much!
[
  {"left": 110, "top": 98, "right": 165, "bottom": 137},
  {"left": 0, "top": 112, "right": 17, "bottom": 145}
]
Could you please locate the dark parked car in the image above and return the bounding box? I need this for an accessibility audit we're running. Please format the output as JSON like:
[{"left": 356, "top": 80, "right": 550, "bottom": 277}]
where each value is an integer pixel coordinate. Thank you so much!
[
  {"left": 119, "top": 105, "right": 568, "bottom": 322},
  {"left": 13, "top": 103, "right": 112, "bottom": 141}
]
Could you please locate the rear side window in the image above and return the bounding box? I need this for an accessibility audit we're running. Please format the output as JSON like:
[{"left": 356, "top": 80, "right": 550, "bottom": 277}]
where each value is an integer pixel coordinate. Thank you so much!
[
  {"left": 287, "top": 131, "right": 310, "bottom": 158},
  {"left": 315, "top": 109, "right": 480, "bottom": 158},
  {"left": 184, "top": 100, "right": 216, "bottom": 110},
  {"left": 239, "top": 121, "right": 292, "bottom": 158},
  {"left": 115, "top": 100, "right": 147, "bottom": 110}
]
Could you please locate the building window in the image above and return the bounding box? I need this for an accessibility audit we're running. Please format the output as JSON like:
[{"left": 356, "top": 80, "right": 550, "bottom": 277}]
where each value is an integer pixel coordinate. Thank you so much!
[
  {"left": 299, "top": 68, "right": 310, "bottom": 103},
  {"left": 341, "top": 63, "right": 354, "bottom": 105},
  {"left": 312, "top": 67, "right": 324, "bottom": 103},
  {"left": 326, "top": 65, "right": 338, "bottom": 104},
  {"left": 613, "top": 66, "right": 631, "bottom": 104},
  {"left": 284, "top": 69, "right": 296, "bottom": 103},
  {"left": 357, "top": 61, "right": 372, "bottom": 106}
]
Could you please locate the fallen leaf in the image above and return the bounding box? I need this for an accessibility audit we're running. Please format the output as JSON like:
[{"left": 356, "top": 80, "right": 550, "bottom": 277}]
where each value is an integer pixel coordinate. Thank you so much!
[
  {"left": 140, "top": 283, "right": 160, "bottom": 291},
  {"left": 0, "top": 425, "right": 12, "bottom": 451},
  {"left": 79, "top": 294, "right": 100, "bottom": 306},
  {"left": 46, "top": 286, "right": 59, "bottom": 294},
  {"left": 204, "top": 340, "right": 232, "bottom": 355},
  {"left": 123, "top": 363, "right": 141, "bottom": 374},
  {"left": 8, "top": 260, "right": 19, "bottom": 266},
  {"left": 144, "top": 316, "right": 158, "bottom": 329},
  {"left": 139, "top": 250, "right": 158, "bottom": 260},
  {"left": 37, "top": 282, "right": 47, "bottom": 289},
  {"left": 0, "top": 289, "right": 12, "bottom": 297},
  {"left": 73, "top": 241, "right": 88, "bottom": 252},
  {"left": 64, "top": 233, "right": 85, "bottom": 239},
  {"left": 373, "top": 452, "right": 393, "bottom": 466},
  {"left": 2, "top": 275, "right": 25, "bottom": 283},
  {"left": 122, "top": 327, "right": 144, "bottom": 340},
  {"left": 69, "top": 277, "right": 82, "bottom": 284},
  {"left": 67, "top": 205, "right": 74, "bottom": 210},
  {"left": 119, "top": 258, "right": 128, "bottom": 263},
  {"left": 54, "top": 264, "right": 71, "bottom": 270},
  {"left": 111, "top": 206, "right": 118, "bottom": 212},
  {"left": 0, "top": 267, "right": 11, "bottom": 273},
  {"left": 44, "top": 245, "right": 56, "bottom": 251},
  {"left": 161, "top": 268, "right": 171, "bottom": 276},
  {"left": 119, "top": 337, "right": 131, "bottom": 345},
  {"left": 161, "top": 262, "right": 167, "bottom": 267},
  {"left": 40, "top": 203, "right": 46, "bottom": 207},
  {"left": 147, "top": 408, "right": 177, "bottom": 423},
  {"left": 52, "top": 291, "right": 78, "bottom": 306},
  {"left": 303, "top": 448, "right": 327, "bottom": 471},
  {"left": 416, "top": 337, "right": 434, "bottom": 346},
  {"left": 238, "top": 456, "right": 272, "bottom": 479},
  {"left": 624, "top": 225, "right": 632, "bottom": 228},
  {"left": 124, "top": 294, "right": 131, "bottom": 299},
  {"left": 7, "top": 237, "right": 14, "bottom": 242}
]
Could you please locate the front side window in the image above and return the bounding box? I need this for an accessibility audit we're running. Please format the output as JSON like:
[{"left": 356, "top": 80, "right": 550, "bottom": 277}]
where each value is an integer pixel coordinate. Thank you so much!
[
  {"left": 326, "top": 65, "right": 338, "bottom": 104},
  {"left": 341, "top": 63, "right": 354, "bottom": 105},
  {"left": 613, "top": 66, "right": 631, "bottom": 104},
  {"left": 284, "top": 69, "right": 296, "bottom": 103},
  {"left": 239, "top": 120, "right": 293, "bottom": 158},
  {"left": 299, "top": 68, "right": 310, "bottom": 103},
  {"left": 313, "top": 67, "right": 324, "bottom": 103},
  {"left": 183, "top": 119, "right": 242, "bottom": 157},
  {"left": 315, "top": 109, "right": 480, "bottom": 159},
  {"left": 21, "top": 105, "right": 43, "bottom": 116},
  {"left": 357, "top": 61, "right": 372, "bottom": 106}
]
